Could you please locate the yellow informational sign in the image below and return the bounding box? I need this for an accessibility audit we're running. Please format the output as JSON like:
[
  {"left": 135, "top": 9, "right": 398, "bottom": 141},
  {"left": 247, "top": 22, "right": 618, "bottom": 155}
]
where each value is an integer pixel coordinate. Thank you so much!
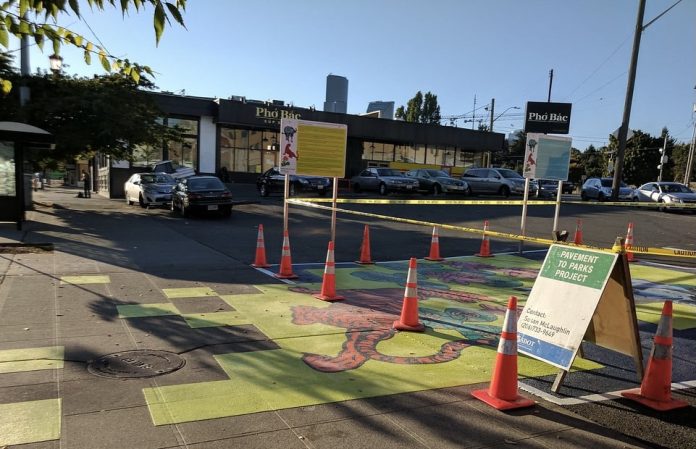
[{"left": 279, "top": 118, "right": 347, "bottom": 177}]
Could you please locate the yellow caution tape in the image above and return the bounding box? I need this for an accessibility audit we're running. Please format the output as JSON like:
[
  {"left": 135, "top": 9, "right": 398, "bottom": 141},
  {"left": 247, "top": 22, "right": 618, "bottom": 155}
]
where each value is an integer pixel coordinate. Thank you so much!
[
  {"left": 292, "top": 197, "right": 696, "bottom": 208},
  {"left": 286, "top": 199, "right": 696, "bottom": 259}
]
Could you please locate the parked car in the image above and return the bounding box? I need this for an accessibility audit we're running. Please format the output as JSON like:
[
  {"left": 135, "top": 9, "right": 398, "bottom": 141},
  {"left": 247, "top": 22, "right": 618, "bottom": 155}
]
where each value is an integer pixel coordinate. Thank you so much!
[
  {"left": 170, "top": 176, "right": 232, "bottom": 217},
  {"left": 256, "top": 167, "right": 331, "bottom": 197},
  {"left": 124, "top": 173, "right": 176, "bottom": 208},
  {"left": 534, "top": 179, "right": 575, "bottom": 198},
  {"left": 149, "top": 160, "right": 196, "bottom": 180},
  {"left": 351, "top": 167, "right": 419, "bottom": 195},
  {"left": 632, "top": 181, "right": 696, "bottom": 212},
  {"left": 461, "top": 167, "right": 537, "bottom": 197},
  {"left": 404, "top": 169, "right": 471, "bottom": 195},
  {"left": 581, "top": 177, "right": 633, "bottom": 201}
]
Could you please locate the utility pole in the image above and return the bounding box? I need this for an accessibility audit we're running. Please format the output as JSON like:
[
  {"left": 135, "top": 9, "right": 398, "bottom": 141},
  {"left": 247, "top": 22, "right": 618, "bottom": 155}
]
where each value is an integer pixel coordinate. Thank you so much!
[
  {"left": 489, "top": 98, "right": 495, "bottom": 132},
  {"left": 658, "top": 134, "right": 667, "bottom": 182},
  {"left": 547, "top": 69, "right": 553, "bottom": 102},
  {"left": 685, "top": 114, "right": 696, "bottom": 185},
  {"left": 472, "top": 95, "right": 477, "bottom": 130},
  {"left": 612, "top": 0, "right": 646, "bottom": 200}
]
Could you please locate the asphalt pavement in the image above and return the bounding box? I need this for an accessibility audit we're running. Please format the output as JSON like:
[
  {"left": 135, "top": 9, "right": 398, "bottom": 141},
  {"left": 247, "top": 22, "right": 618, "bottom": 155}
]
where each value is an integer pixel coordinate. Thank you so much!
[{"left": 0, "top": 185, "right": 693, "bottom": 449}]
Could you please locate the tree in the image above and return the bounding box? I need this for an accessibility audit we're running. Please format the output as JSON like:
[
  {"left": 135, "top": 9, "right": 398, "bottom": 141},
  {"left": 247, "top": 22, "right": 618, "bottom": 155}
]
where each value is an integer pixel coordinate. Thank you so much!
[
  {"left": 577, "top": 145, "right": 607, "bottom": 179},
  {"left": 0, "top": 70, "right": 181, "bottom": 162},
  {"left": 0, "top": 0, "right": 186, "bottom": 94},
  {"left": 395, "top": 91, "right": 441, "bottom": 124}
]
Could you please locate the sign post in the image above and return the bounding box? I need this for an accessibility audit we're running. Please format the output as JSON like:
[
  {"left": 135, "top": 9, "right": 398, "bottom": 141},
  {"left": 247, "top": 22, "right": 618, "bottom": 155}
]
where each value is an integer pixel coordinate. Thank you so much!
[
  {"left": 518, "top": 243, "right": 643, "bottom": 392},
  {"left": 279, "top": 118, "right": 347, "bottom": 241}
]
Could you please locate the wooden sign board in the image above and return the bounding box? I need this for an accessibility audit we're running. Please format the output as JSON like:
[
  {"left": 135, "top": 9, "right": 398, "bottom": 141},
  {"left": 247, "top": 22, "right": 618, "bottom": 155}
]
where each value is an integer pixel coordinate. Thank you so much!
[{"left": 518, "top": 244, "right": 643, "bottom": 391}]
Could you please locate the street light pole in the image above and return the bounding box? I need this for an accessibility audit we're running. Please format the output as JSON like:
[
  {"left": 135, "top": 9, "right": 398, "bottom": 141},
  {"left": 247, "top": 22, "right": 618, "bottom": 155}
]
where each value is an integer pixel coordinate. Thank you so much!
[{"left": 612, "top": 0, "right": 646, "bottom": 200}]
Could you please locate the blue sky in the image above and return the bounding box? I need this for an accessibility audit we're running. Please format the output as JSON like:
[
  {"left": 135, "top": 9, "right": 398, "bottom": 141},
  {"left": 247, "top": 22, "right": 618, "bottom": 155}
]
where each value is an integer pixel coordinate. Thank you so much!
[{"left": 10, "top": 0, "right": 696, "bottom": 150}]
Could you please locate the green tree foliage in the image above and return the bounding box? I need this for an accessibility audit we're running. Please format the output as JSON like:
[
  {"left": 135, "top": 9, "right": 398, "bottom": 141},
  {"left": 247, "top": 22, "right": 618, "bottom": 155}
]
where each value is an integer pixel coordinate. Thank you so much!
[
  {"left": 395, "top": 91, "right": 441, "bottom": 124},
  {"left": 577, "top": 145, "right": 606, "bottom": 179},
  {"left": 0, "top": 71, "right": 181, "bottom": 162},
  {"left": 0, "top": 0, "right": 186, "bottom": 93},
  {"left": 669, "top": 142, "right": 693, "bottom": 184}
]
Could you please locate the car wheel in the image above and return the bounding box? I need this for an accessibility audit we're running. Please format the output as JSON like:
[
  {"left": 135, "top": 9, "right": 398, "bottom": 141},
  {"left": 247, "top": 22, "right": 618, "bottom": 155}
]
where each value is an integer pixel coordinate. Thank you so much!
[
  {"left": 352, "top": 183, "right": 361, "bottom": 193},
  {"left": 659, "top": 199, "right": 667, "bottom": 213},
  {"left": 379, "top": 183, "right": 388, "bottom": 196},
  {"left": 139, "top": 194, "right": 147, "bottom": 208},
  {"left": 464, "top": 186, "right": 472, "bottom": 196},
  {"left": 597, "top": 192, "right": 605, "bottom": 202},
  {"left": 126, "top": 194, "right": 133, "bottom": 206},
  {"left": 181, "top": 203, "right": 190, "bottom": 218},
  {"left": 581, "top": 191, "right": 588, "bottom": 201},
  {"left": 259, "top": 184, "right": 269, "bottom": 197},
  {"left": 318, "top": 190, "right": 327, "bottom": 197},
  {"left": 499, "top": 186, "right": 510, "bottom": 198},
  {"left": 432, "top": 184, "right": 442, "bottom": 195}
]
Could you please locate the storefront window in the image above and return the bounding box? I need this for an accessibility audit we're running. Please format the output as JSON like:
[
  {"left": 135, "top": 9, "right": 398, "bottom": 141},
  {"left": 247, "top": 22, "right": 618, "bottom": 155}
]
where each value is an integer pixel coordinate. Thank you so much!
[
  {"left": 0, "top": 141, "right": 16, "bottom": 196},
  {"left": 413, "top": 144, "right": 425, "bottom": 164},
  {"left": 168, "top": 118, "right": 198, "bottom": 135},
  {"left": 443, "top": 147, "right": 455, "bottom": 166},
  {"left": 234, "top": 148, "right": 249, "bottom": 172},
  {"left": 131, "top": 144, "right": 163, "bottom": 167},
  {"left": 248, "top": 130, "right": 263, "bottom": 150},
  {"left": 169, "top": 137, "right": 197, "bottom": 169},
  {"left": 248, "top": 149, "right": 262, "bottom": 173},
  {"left": 425, "top": 146, "right": 441, "bottom": 165}
]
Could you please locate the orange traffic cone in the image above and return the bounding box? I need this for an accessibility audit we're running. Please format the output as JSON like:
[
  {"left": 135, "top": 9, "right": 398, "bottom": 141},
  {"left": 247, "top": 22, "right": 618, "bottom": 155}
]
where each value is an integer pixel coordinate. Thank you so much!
[
  {"left": 573, "top": 219, "right": 583, "bottom": 245},
  {"left": 476, "top": 220, "right": 494, "bottom": 258},
  {"left": 274, "top": 230, "right": 298, "bottom": 279},
  {"left": 356, "top": 224, "right": 374, "bottom": 264},
  {"left": 314, "top": 241, "right": 344, "bottom": 302},
  {"left": 393, "top": 258, "right": 425, "bottom": 332},
  {"left": 251, "top": 224, "right": 270, "bottom": 268},
  {"left": 621, "top": 301, "right": 688, "bottom": 411},
  {"left": 472, "top": 296, "right": 535, "bottom": 410},
  {"left": 424, "top": 226, "right": 445, "bottom": 261},
  {"left": 625, "top": 222, "right": 637, "bottom": 262}
]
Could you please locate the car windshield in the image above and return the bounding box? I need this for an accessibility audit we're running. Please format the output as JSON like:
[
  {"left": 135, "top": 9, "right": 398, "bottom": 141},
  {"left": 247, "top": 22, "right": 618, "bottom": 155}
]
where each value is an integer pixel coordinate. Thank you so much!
[
  {"left": 425, "top": 170, "right": 449, "bottom": 177},
  {"left": 662, "top": 183, "right": 692, "bottom": 193},
  {"left": 141, "top": 174, "right": 173, "bottom": 184},
  {"left": 601, "top": 179, "right": 627, "bottom": 187},
  {"left": 187, "top": 178, "right": 225, "bottom": 191},
  {"left": 376, "top": 169, "right": 403, "bottom": 177},
  {"left": 539, "top": 180, "right": 557, "bottom": 186},
  {"left": 498, "top": 169, "right": 523, "bottom": 179}
]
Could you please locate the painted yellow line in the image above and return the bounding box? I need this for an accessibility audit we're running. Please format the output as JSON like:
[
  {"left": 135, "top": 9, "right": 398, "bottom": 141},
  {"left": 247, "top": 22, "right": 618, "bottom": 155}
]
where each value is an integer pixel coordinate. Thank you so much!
[{"left": 287, "top": 199, "right": 696, "bottom": 259}]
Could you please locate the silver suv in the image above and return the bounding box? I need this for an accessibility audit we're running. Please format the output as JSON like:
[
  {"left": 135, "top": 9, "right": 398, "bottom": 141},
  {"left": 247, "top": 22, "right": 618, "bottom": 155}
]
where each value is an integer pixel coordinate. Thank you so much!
[{"left": 462, "top": 168, "right": 537, "bottom": 197}]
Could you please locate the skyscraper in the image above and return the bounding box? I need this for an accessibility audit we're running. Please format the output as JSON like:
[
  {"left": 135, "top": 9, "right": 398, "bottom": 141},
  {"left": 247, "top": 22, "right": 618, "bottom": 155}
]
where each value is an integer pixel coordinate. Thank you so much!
[
  {"left": 323, "top": 74, "right": 348, "bottom": 113},
  {"left": 366, "top": 101, "right": 395, "bottom": 119}
]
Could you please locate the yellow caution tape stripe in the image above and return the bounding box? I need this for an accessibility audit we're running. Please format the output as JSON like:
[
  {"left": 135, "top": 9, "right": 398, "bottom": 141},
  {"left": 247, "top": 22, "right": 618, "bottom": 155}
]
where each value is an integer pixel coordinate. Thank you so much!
[
  {"left": 286, "top": 199, "right": 696, "bottom": 259},
  {"left": 292, "top": 197, "right": 696, "bottom": 208}
]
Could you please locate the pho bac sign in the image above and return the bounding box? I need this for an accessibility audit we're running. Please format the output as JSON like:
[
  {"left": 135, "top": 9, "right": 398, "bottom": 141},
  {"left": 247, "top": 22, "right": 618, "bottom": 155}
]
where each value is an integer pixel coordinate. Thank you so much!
[
  {"left": 524, "top": 101, "right": 572, "bottom": 134},
  {"left": 279, "top": 118, "right": 347, "bottom": 178},
  {"left": 518, "top": 244, "right": 642, "bottom": 373}
]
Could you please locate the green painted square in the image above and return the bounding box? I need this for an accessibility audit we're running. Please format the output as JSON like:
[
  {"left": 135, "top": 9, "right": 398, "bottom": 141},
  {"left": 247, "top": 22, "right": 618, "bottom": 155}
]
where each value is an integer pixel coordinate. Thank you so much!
[
  {"left": 60, "top": 275, "right": 110, "bottom": 285},
  {"left": 636, "top": 301, "right": 696, "bottom": 330},
  {"left": 182, "top": 312, "right": 250, "bottom": 328},
  {"left": 117, "top": 303, "right": 180, "bottom": 318},
  {"left": 0, "top": 399, "right": 61, "bottom": 445},
  {"left": 0, "top": 346, "right": 64, "bottom": 374},
  {"left": 162, "top": 287, "right": 218, "bottom": 299}
]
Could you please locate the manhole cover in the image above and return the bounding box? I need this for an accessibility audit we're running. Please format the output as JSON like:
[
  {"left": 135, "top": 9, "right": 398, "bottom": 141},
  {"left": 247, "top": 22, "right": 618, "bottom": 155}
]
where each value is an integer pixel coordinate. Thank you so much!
[{"left": 87, "top": 350, "right": 185, "bottom": 378}]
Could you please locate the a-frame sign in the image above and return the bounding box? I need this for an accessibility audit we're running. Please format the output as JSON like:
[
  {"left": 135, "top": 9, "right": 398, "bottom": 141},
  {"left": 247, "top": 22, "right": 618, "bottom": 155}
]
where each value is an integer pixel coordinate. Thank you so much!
[{"left": 518, "top": 241, "right": 643, "bottom": 392}]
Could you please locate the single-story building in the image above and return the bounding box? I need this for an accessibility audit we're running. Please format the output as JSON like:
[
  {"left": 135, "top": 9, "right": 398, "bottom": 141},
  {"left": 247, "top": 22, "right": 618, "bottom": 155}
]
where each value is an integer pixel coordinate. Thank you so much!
[{"left": 97, "top": 92, "right": 506, "bottom": 198}]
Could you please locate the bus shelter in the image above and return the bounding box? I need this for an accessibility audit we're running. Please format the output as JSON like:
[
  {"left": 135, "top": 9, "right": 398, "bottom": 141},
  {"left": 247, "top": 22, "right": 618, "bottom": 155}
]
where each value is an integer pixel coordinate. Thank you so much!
[{"left": 0, "top": 122, "right": 53, "bottom": 230}]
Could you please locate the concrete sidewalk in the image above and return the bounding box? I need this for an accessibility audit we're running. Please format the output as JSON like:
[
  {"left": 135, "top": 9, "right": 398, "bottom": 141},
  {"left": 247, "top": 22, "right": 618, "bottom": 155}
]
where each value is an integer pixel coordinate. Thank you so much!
[{"left": 0, "top": 187, "right": 659, "bottom": 448}]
